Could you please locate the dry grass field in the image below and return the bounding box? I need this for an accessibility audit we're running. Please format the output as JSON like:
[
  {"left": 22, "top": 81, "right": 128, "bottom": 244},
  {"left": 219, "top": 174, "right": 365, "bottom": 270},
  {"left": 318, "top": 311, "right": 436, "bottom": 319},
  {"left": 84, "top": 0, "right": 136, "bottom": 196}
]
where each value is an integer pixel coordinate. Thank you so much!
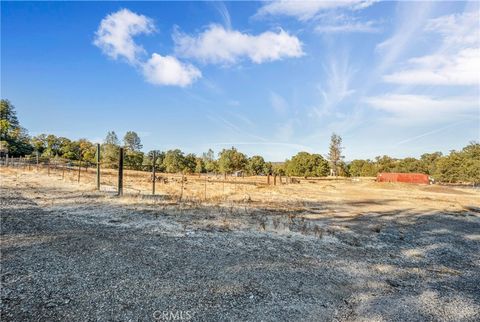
[{"left": 1, "top": 166, "right": 480, "bottom": 321}]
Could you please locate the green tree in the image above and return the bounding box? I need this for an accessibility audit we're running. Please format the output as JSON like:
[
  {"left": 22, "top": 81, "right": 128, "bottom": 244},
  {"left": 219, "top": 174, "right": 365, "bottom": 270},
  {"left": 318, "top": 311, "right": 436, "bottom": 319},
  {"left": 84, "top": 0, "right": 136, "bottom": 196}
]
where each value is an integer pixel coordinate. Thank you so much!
[
  {"left": 375, "top": 155, "right": 396, "bottom": 173},
  {"left": 101, "top": 131, "right": 120, "bottom": 167},
  {"left": 123, "top": 131, "right": 142, "bottom": 151},
  {"left": 218, "top": 147, "right": 247, "bottom": 174},
  {"left": 184, "top": 153, "right": 197, "bottom": 173},
  {"left": 0, "top": 99, "right": 33, "bottom": 156},
  {"left": 145, "top": 150, "right": 166, "bottom": 171},
  {"left": 31, "top": 134, "right": 47, "bottom": 155},
  {"left": 195, "top": 157, "right": 205, "bottom": 174},
  {"left": 124, "top": 150, "right": 145, "bottom": 170},
  {"left": 434, "top": 142, "right": 480, "bottom": 184},
  {"left": 202, "top": 149, "right": 218, "bottom": 173},
  {"left": 285, "top": 152, "right": 329, "bottom": 177},
  {"left": 395, "top": 157, "right": 423, "bottom": 173},
  {"left": 78, "top": 139, "right": 96, "bottom": 163},
  {"left": 348, "top": 159, "right": 377, "bottom": 177},
  {"left": 163, "top": 149, "right": 187, "bottom": 173},
  {"left": 328, "top": 133, "right": 344, "bottom": 176},
  {"left": 247, "top": 155, "right": 266, "bottom": 175},
  {"left": 263, "top": 161, "right": 273, "bottom": 175}
]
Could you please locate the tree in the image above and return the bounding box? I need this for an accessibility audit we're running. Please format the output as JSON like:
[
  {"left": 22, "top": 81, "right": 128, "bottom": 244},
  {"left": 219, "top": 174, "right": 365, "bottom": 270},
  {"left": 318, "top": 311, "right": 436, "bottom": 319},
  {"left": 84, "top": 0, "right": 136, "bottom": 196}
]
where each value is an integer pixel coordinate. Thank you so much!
[
  {"left": 420, "top": 152, "right": 443, "bottom": 175},
  {"left": 263, "top": 161, "right": 273, "bottom": 175},
  {"left": 195, "top": 158, "right": 205, "bottom": 173},
  {"left": 203, "top": 149, "right": 218, "bottom": 173},
  {"left": 102, "top": 131, "right": 120, "bottom": 167},
  {"left": 184, "top": 153, "right": 197, "bottom": 173},
  {"left": 124, "top": 150, "right": 145, "bottom": 170},
  {"left": 163, "top": 149, "right": 187, "bottom": 173},
  {"left": 247, "top": 155, "right": 266, "bottom": 175},
  {"left": 105, "top": 131, "right": 120, "bottom": 146},
  {"left": 375, "top": 155, "right": 396, "bottom": 173},
  {"left": 434, "top": 142, "right": 480, "bottom": 184},
  {"left": 31, "top": 134, "right": 47, "bottom": 155},
  {"left": 145, "top": 150, "right": 166, "bottom": 171},
  {"left": 218, "top": 147, "right": 247, "bottom": 174},
  {"left": 285, "top": 152, "right": 329, "bottom": 177},
  {"left": 0, "top": 99, "right": 33, "bottom": 156},
  {"left": 123, "top": 131, "right": 142, "bottom": 151},
  {"left": 77, "top": 139, "right": 96, "bottom": 163},
  {"left": 328, "top": 133, "right": 344, "bottom": 176},
  {"left": 348, "top": 159, "right": 376, "bottom": 177}
]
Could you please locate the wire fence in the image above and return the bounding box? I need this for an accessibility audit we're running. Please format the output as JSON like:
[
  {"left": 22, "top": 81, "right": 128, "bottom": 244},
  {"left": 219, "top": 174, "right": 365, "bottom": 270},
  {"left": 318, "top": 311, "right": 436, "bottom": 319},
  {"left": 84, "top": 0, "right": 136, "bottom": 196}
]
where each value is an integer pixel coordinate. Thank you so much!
[{"left": 0, "top": 153, "right": 317, "bottom": 203}]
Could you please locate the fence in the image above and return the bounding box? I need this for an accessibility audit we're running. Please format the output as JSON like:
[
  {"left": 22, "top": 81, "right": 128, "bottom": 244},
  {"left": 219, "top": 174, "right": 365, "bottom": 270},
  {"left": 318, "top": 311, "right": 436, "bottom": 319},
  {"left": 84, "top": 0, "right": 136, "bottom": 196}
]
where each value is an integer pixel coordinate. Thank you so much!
[{"left": 0, "top": 149, "right": 312, "bottom": 203}]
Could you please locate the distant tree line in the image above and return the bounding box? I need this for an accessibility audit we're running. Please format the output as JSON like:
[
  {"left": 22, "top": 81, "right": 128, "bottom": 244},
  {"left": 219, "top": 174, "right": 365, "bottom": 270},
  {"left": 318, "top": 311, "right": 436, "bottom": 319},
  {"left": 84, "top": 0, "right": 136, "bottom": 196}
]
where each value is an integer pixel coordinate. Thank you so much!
[{"left": 1, "top": 99, "right": 479, "bottom": 183}]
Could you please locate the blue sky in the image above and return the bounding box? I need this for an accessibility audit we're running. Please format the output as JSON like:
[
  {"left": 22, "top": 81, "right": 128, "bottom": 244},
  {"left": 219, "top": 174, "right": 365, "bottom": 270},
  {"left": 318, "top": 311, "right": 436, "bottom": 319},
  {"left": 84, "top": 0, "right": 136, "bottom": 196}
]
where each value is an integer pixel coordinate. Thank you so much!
[{"left": 2, "top": 1, "right": 479, "bottom": 161}]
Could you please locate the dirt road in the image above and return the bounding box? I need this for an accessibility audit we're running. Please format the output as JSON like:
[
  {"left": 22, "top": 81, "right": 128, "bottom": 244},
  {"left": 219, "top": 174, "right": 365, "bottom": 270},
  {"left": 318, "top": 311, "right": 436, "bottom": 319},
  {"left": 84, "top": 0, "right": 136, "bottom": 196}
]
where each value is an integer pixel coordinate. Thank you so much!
[{"left": 1, "top": 170, "right": 479, "bottom": 321}]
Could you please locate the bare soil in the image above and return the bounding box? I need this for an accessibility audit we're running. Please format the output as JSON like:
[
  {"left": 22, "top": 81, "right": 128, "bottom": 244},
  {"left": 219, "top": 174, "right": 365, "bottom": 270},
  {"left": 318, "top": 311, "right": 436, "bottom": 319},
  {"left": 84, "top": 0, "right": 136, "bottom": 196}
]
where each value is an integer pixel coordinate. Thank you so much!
[{"left": 1, "top": 168, "right": 479, "bottom": 321}]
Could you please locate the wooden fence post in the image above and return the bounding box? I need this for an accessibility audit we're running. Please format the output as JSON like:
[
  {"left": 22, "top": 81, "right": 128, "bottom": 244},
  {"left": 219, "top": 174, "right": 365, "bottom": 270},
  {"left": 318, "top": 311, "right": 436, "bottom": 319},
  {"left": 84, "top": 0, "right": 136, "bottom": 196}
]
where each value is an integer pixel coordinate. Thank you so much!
[
  {"left": 267, "top": 174, "right": 270, "bottom": 185},
  {"left": 5, "top": 154, "right": 8, "bottom": 167},
  {"left": 118, "top": 148, "right": 124, "bottom": 196},
  {"left": 47, "top": 160, "right": 50, "bottom": 176},
  {"left": 62, "top": 163, "right": 65, "bottom": 180},
  {"left": 96, "top": 144, "right": 101, "bottom": 191},
  {"left": 152, "top": 151, "right": 156, "bottom": 195},
  {"left": 77, "top": 161, "right": 81, "bottom": 183},
  {"left": 274, "top": 174, "right": 277, "bottom": 186}
]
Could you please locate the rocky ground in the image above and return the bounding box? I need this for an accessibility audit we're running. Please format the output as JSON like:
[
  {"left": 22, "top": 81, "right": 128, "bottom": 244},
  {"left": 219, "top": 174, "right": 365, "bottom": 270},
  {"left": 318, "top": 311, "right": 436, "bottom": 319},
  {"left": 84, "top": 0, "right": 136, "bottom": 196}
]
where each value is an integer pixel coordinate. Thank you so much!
[{"left": 1, "top": 169, "right": 479, "bottom": 321}]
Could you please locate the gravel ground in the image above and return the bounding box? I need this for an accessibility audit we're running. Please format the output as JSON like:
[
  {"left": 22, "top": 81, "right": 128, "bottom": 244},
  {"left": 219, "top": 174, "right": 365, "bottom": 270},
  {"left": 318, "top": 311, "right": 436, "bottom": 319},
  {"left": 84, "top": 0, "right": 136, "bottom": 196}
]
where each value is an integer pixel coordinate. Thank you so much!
[{"left": 1, "top": 177, "right": 480, "bottom": 321}]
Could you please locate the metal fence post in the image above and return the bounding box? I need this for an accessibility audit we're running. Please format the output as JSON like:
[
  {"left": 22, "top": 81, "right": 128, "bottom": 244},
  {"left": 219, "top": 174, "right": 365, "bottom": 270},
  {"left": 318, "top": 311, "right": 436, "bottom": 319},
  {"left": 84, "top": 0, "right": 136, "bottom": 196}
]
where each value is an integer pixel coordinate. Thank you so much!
[
  {"left": 118, "top": 148, "right": 124, "bottom": 196},
  {"left": 152, "top": 151, "right": 156, "bottom": 195},
  {"left": 96, "top": 144, "right": 101, "bottom": 191}
]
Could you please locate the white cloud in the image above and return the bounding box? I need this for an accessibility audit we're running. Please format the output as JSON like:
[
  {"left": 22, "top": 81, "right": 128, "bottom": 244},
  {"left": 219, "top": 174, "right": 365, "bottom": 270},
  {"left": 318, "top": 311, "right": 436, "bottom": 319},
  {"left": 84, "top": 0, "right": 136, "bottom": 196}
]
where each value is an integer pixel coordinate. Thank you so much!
[
  {"left": 425, "top": 11, "right": 479, "bottom": 47},
  {"left": 173, "top": 24, "right": 304, "bottom": 64},
  {"left": 95, "top": 9, "right": 202, "bottom": 87},
  {"left": 383, "top": 10, "right": 480, "bottom": 86},
  {"left": 384, "top": 48, "right": 480, "bottom": 85},
  {"left": 142, "top": 54, "right": 201, "bottom": 87},
  {"left": 365, "top": 94, "right": 479, "bottom": 121},
  {"left": 315, "top": 20, "right": 379, "bottom": 33},
  {"left": 94, "top": 8, "right": 155, "bottom": 63},
  {"left": 256, "top": 0, "right": 375, "bottom": 21}
]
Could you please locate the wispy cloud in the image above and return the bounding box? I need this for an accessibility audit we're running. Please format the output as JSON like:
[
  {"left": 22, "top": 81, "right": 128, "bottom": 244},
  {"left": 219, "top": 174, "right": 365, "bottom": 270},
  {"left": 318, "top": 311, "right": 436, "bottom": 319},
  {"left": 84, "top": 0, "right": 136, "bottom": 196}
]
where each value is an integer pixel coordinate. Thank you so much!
[
  {"left": 314, "top": 53, "right": 356, "bottom": 116},
  {"left": 365, "top": 94, "right": 479, "bottom": 123},
  {"left": 394, "top": 120, "right": 474, "bottom": 146},
  {"left": 173, "top": 24, "right": 304, "bottom": 65},
  {"left": 211, "top": 1, "right": 232, "bottom": 29},
  {"left": 383, "top": 11, "right": 480, "bottom": 86},
  {"left": 270, "top": 92, "right": 289, "bottom": 115},
  {"left": 255, "top": 0, "right": 376, "bottom": 21},
  {"left": 315, "top": 20, "right": 380, "bottom": 33}
]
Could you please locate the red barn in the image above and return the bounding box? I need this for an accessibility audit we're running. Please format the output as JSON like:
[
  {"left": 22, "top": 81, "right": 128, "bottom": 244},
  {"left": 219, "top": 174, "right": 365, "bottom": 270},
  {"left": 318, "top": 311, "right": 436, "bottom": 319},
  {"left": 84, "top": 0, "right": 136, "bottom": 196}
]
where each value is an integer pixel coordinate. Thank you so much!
[{"left": 377, "top": 173, "right": 430, "bottom": 184}]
